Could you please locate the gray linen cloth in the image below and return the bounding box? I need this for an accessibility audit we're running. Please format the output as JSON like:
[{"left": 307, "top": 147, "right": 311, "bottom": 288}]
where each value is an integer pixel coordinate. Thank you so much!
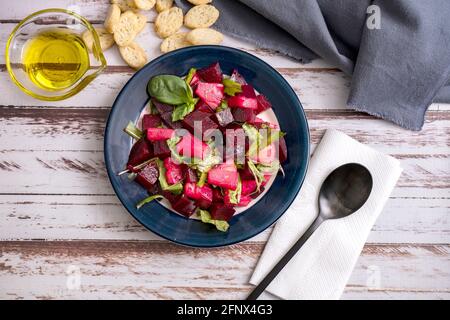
[{"left": 176, "top": 0, "right": 450, "bottom": 130}]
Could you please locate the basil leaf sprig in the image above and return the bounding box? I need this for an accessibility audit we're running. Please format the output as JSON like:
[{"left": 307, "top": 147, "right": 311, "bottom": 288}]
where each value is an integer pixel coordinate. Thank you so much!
[{"left": 147, "top": 75, "right": 198, "bottom": 121}]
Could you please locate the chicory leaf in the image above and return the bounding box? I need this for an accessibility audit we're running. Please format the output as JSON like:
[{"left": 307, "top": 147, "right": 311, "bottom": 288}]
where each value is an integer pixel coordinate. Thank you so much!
[
  {"left": 223, "top": 78, "right": 242, "bottom": 96},
  {"left": 242, "top": 123, "right": 262, "bottom": 157},
  {"left": 247, "top": 159, "right": 265, "bottom": 192},
  {"left": 136, "top": 194, "right": 164, "bottom": 209},
  {"left": 185, "top": 68, "right": 197, "bottom": 86},
  {"left": 156, "top": 158, "right": 183, "bottom": 194},
  {"left": 228, "top": 174, "right": 242, "bottom": 204},
  {"left": 172, "top": 98, "right": 198, "bottom": 122},
  {"left": 124, "top": 121, "right": 143, "bottom": 140}
]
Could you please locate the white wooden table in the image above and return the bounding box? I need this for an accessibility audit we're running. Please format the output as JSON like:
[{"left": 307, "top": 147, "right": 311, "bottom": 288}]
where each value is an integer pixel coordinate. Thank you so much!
[{"left": 0, "top": 1, "right": 449, "bottom": 300}]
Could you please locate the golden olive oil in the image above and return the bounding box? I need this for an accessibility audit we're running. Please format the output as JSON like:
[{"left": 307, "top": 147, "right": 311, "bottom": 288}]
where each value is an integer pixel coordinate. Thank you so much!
[{"left": 22, "top": 29, "right": 90, "bottom": 91}]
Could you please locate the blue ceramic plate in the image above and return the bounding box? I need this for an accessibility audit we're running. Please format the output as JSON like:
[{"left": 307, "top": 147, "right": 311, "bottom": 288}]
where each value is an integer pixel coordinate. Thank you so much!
[{"left": 104, "top": 46, "right": 309, "bottom": 247}]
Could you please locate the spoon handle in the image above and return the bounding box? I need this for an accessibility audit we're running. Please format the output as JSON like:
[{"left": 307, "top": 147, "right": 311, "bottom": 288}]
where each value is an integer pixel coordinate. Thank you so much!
[{"left": 246, "top": 216, "right": 323, "bottom": 300}]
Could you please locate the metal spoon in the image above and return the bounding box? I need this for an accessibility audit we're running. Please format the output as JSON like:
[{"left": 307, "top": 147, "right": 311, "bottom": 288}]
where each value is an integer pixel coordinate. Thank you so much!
[{"left": 247, "top": 163, "right": 373, "bottom": 300}]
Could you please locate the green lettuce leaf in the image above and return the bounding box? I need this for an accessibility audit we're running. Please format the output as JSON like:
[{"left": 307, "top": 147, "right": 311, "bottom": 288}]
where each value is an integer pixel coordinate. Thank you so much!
[
  {"left": 199, "top": 209, "right": 229, "bottom": 232},
  {"left": 216, "top": 100, "right": 228, "bottom": 113},
  {"left": 247, "top": 159, "right": 265, "bottom": 192},
  {"left": 197, "top": 171, "right": 207, "bottom": 187},
  {"left": 243, "top": 123, "right": 262, "bottom": 157},
  {"left": 223, "top": 78, "right": 242, "bottom": 96},
  {"left": 172, "top": 98, "right": 198, "bottom": 122},
  {"left": 185, "top": 68, "right": 197, "bottom": 86},
  {"left": 124, "top": 121, "right": 143, "bottom": 140},
  {"left": 228, "top": 174, "right": 242, "bottom": 204}
]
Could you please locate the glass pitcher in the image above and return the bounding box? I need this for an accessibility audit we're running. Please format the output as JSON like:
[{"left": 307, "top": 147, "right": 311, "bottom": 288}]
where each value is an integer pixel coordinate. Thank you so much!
[{"left": 5, "top": 8, "right": 107, "bottom": 101}]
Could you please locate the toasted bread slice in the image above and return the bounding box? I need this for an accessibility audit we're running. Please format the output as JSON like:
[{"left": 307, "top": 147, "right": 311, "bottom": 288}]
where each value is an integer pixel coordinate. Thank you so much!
[
  {"left": 119, "top": 41, "right": 148, "bottom": 69},
  {"left": 156, "top": 0, "right": 173, "bottom": 12},
  {"left": 154, "top": 7, "right": 183, "bottom": 38},
  {"left": 184, "top": 4, "right": 219, "bottom": 29},
  {"left": 135, "top": 12, "right": 147, "bottom": 33},
  {"left": 111, "top": 0, "right": 136, "bottom": 12},
  {"left": 134, "top": 0, "right": 156, "bottom": 10},
  {"left": 187, "top": 0, "right": 212, "bottom": 5},
  {"left": 186, "top": 28, "right": 223, "bottom": 45},
  {"left": 104, "top": 4, "right": 121, "bottom": 33},
  {"left": 82, "top": 27, "right": 114, "bottom": 52},
  {"left": 113, "top": 10, "right": 139, "bottom": 46},
  {"left": 160, "top": 32, "right": 190, "bottom": 53}
]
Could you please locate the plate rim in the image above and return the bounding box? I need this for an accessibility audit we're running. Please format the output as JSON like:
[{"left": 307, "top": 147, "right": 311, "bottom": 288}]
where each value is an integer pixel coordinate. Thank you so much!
[{"left": 104, "top": 45, "right": 310, "bottom": 248}]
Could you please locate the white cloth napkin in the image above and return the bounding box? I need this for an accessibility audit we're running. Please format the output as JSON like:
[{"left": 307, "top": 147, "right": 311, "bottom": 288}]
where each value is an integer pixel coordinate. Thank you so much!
[{"left": 249, "top": 129, "right": 402, "bottom": 300}]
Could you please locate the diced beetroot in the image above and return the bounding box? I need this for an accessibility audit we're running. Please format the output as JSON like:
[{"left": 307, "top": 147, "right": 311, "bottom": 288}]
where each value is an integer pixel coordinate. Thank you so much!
[
  {"left": 190, "top": 72, "right": 200, "bottom": 87},
  {"left": 147, "top": 182, "right": 162, "bottom": 195},
  {"left": 241, "top": 180, "right": 257, "bottom": 196},
  {"left": 182, "top": 110, "right": 219, "bottom": 136},
  {"left": 210, "top": 203, "right": 235, "bottom": 221},
  {"left": 195, "top": 100, "right": 213, "bottom": 113},
  {"left": 196, "top": 198, "right": 212, "bottom": 210},
  {"left": 164, "top": 158, "right": 183, "bottom": 184},
  {"left": 184, "top": 182, "right": 197, "bottom": 199},
  {"left": 223, "top": 189, "right": 232, "bottom": 206},
  {"left": 232, "top": 108, "right": 256, "bottom": 123},
  {"left": 127, "top": 139, "right": 153, "bottom": 167},
  {"left": 184, "top": 183, "right": 213, "bottom": 204},
  {"left": 172, "top": 194, "right": 197, "bottom": 217},
  {"left": 195, "top": 82, "right": 224, "bottom": 109},
  {"left": 230, "top": 69, "right": 247, "bottom": 85},
  {"left": 197, "top": 62, "right": 223, "bottom": 83},
  {"left": 176, "top": 134, "right": 210, "bottom": 160},
  {"left": 147, "top": 128, "right": 174, "bottom": 141},
  {"left": 237, "top": 195, "right": 252, "bottom": 207},
  {"left": 240, "top": 84, "right": 256, "bottom": 98},
  {"left": 250, "top": 142, "right": 278, "bottom": 165},
  {"left": 184, "top": 167, "right": 198, "bottom": 183},
  {"left": 161, "top": 112, "right": 184, "bottom": 129},
  {"left": 227, "top": 95, "right": 258, "bottom": 109},
  {"left": 152, "top": 98, "right": 173, "bottom": 114},
  {"left": 224, "top": 129, "right": 247, "bottom": 164},
  {"left": 279, "top": 136, "right": 288, "bottom": 163},
  {"left": 252, "top": 117, "right": 279, "bottom": 129},
  {"left": 250, "top": 186, "right": 264, "bottom": 199},
  {"left": 213, "top": 188, "right": 224, "bottom": 202},
  {"left": 256, "top": 94, "right": 272, "bottom": 113},
  {"left": 135, "top": 162, "right": 159, "bottom": 190},
  {"left": 152, "top": 140, "right": 171, "bottom": 158},
  {"left": 142, "top": 114, "right": 162, "bottom": 131},
  {"left": 215, "top": 108, "right": 234, "bottom": 127},
  {"left": 162, "top": 191, "right": 181, "bottom": 206},
  {"left": 239, "top": 165, "right": 254, "bottom": 180},
  {"left": 208, "top": 163, "right": 239, "bottom": 190}
]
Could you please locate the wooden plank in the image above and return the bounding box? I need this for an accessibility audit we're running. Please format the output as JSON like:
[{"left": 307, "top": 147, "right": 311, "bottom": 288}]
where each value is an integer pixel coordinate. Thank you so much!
[
  {"left": 0, "top": 107, "right": 448, "bottom": 154},
  {"left": 0, "top": 241, "right": 448, "bottom": 299},
  {"left": 0, "top": 107, "right": 448, "bottom": 196},
  {"left": 0, "top": 22, "right": 329, "bottom": 69},
  {"left": 1, "top": 21, "right": 449, "bottom": 111},
  {"left": 0, "top": 147, "right": 447, "bottom": 196},
  {"left": 0, "top": 195, "right": 448, "bottom": 244},
  {"left": 0, "top": 66, "right": 352, "bottom": 109}
]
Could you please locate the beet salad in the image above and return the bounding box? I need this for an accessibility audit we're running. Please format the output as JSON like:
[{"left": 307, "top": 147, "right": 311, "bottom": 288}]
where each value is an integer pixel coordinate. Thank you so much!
[{"left": 120, "top": 62, "right": 288, "bottom": 232}]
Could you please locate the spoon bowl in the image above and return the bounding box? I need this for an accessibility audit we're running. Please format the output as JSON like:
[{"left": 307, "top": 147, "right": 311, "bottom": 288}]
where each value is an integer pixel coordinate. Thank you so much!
[{"left": 319, "top": 163, "right": 373, "bottom": 220}]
